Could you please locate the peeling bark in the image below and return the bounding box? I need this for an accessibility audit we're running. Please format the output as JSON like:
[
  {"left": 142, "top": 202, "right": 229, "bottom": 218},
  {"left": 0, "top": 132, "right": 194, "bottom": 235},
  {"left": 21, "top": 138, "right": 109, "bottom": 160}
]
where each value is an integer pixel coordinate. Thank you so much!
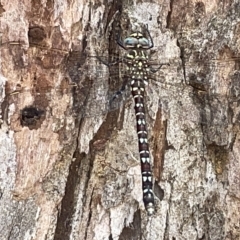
[{"left": 0, "top": 0, "right": 239, "bottom": 240}]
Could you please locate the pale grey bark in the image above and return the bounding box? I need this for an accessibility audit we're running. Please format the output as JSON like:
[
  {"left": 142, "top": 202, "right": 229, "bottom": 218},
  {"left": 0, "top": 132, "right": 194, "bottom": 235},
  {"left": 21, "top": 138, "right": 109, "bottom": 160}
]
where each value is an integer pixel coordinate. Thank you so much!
[{"left": 0, "top": 0, "right": 239, "bottom": 240}]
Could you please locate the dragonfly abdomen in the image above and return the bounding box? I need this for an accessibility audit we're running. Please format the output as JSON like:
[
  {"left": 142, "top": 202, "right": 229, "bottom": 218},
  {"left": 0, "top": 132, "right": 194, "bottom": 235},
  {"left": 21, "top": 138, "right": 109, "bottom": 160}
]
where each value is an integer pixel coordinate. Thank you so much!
[{"left": 131, "top": 77, "right": 155, "bottom": 215}]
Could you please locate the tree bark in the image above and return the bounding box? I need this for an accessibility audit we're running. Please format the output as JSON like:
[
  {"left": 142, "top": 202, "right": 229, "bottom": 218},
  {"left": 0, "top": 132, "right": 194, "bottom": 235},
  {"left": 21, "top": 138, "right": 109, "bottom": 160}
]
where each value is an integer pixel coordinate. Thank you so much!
[{"left": 0, "top": 0, "right": 239, "bottom": 239}]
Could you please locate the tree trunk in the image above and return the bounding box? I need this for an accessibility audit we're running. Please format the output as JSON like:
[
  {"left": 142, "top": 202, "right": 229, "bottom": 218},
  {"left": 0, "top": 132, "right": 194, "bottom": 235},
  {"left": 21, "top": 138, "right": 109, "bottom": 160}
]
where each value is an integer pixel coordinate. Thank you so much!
[{"left": 0, "top": 0, "right": 239, "bottom": 239}]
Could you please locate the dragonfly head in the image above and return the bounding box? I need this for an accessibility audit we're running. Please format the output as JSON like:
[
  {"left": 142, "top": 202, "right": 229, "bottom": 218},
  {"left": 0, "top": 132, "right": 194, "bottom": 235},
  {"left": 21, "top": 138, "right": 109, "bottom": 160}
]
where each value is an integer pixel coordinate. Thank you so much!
[{"left": 124, "top": 32, "right": 150, "bottom": 49}]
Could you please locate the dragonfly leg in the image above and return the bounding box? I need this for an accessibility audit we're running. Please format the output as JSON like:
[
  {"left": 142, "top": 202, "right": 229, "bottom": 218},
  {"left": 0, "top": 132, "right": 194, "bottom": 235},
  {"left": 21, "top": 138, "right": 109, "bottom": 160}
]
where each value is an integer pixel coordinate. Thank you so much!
[
  {"left": 95, "top": 55, "right": 122, "bottom": 67},
  {"left": 144, "top": 24, "right": 154, "bottom": 49},
  {"left": 116, "top": 28, "right": 126, "bottom": 50},
  {"left": 149, "top": 63, "right": 170, "bottom": 73}
]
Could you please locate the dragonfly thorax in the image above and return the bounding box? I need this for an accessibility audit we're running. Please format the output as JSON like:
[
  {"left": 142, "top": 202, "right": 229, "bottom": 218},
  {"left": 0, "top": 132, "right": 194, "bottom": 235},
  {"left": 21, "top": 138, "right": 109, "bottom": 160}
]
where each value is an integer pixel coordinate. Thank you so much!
[{"left": 126, "top": 50, "right": 148, "bottom": 62}]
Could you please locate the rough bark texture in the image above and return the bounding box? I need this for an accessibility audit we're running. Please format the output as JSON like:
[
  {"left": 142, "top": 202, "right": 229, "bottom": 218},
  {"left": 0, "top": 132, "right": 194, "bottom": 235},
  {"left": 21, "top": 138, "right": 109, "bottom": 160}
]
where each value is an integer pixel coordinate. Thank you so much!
[{"left": 0, "top": 0, "right": 239, "bottom": 239}]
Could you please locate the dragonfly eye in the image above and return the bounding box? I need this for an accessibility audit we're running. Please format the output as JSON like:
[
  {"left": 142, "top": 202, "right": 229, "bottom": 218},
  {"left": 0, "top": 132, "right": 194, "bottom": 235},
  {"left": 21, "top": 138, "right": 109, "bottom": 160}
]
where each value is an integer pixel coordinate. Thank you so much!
[
  {"left": 124, "top": 37, "right": 138, "bottom": 46},
  {"left": 138, "top": 37, "right": 149, "bottom": 47}
]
